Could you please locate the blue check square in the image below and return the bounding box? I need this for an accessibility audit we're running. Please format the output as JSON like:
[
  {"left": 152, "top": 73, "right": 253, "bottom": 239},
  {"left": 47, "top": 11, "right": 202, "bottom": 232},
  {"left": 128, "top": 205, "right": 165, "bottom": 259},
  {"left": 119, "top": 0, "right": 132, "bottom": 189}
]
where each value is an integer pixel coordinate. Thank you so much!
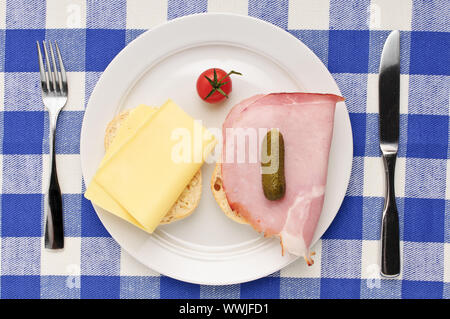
[
  {"left": 4, "top": 72, "right": 44, "bottom": 111},
  {"left": 6, "top": 0, "right": 46, "bottom": 29},
  {"left": 398, "top": 114, "right": 408, "bottom": 158},
  {"left": 408, "top": 75, "right": 450, "bottom": 116},
  {"left": 349, "top": 113, "right": 366, "bottom": 157},
  {"left": 364, "top": 113, "right": 381, "bottom": 157},
  {"left": 0, "top": 30, "right": 5, "bottom": 71},
  {"left": 412, "top": 1, "right": 450, "bottom": 32},
  {"left": 167, "top": 0, "right": 208, "bottom": 20},
  {"left": 360, "top": 279, "right": 402, "bottom": 299},
  {"left": 41, "top": 276, "right": 80, "bottom": 299},
  {"left": 3, "top": 111, "right": 45, "bottom": 154},
  {"left": 405, "top": 158, "right": 447, "bottom": 199},
  {"left": 81, "top": 193, "right": 110, "bottom": 237},
  {"left": 406, "top": 114, "right": 448, "bottom": 159},
  {"left": 333, "top": 73, "right": 367, "bottom": 113},
  {"left": 5, "top": 29, "right": 46, "bottom": 72},
  {"left": 2, "top": 194, "right": 42, "bottom": 237},
  {"left": 403, "top": 242, "right": 444, "bottom": 282},
  {"left": 321, "top": 239, "right": 362, "bottom": 278},
  {"left": 81, "top": 237, "right": 120, "bottom": 276},
  {"left": 329, "top": 0, "right": 370, "bottom": 30},
  {"left": 1, "top": 237, "right": 41, "bottom": 275},
  {"left": 328, "top": 30, "right": 370, "bottom": 73},
  {"left": 200, "top": 284, "right": 240, "bottom": 299},
  {"left": 410, "top": 32, "right": 450, "bottom": 76},
  {"left": 62, "top": 193, "right": 82, "bottom": 237},
  {"left": 248, "top": 0, "right": 288, "bottom": 29},
  {"left": 404, "top": 198, "right": 445, "bottom": 243},
  {"left": 368, "top": 31, "right": 389, "bottom": 74},
  {"left": 126, "top": 29, "right": 147, "bottom": 46},
  {"left": 2, "top": 155, "right": 42, "bottom": 194},
  {"left": 320, "top": 278, "right": 361, "bottom": 299},
  {"left": 1, "top": 276, "right": 40, "bottom": 299},
  {"left": 444, "top": 283, "right": 450, "bottom": 299},
  {"left": 81, "top": 276, "right": 120, "bottom": 299},
  {"left": 160, "top": 276, "right": 200, "bottom": 299},
  {"left": 345, "top": 157, "right": 364, "bottom": 197},
  {"left": 120, "top": 277, "right": 160, "bottom": 299},
  {"left": 323, "top": 196, "right": 363, "bottom": 240},
  {"left": 240, "top": 275, "right": 280, "bottom": 299},
  {"left": 45, "top": 29, "right": 86, "bottom": 72},
  {"left": 288, "top": 30, "right": 329, "bottom": 66},
  {"left": 85, "top": 29, "right": 125, "bottom": 72},
  {"left": 402, "top": 280, "right": 443, "bottom": 299},
  {"left": 280, "top": 278, "right": 320, "bottom": 299},
  {"left": 362, "top": 196, "right": 384, "bottom": 240},
  {"left": 55, "top": 111, "right": 84, "bottom": 154},
  {"left": 87, "top": 0, "right": 127, "bottom": 29},
  {"left": 84, "top": 72, "right": 102, "bottom": 108}
]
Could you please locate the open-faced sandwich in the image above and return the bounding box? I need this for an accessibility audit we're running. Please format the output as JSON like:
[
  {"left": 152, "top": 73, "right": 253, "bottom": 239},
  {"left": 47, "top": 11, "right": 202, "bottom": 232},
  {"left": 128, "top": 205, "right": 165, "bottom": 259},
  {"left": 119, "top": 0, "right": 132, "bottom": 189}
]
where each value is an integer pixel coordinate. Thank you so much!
[
  {"left": 211, "top": 93, "right": 344, "bottom": 264},
  {"left": 103, "top": 108, "right": 202, "bottom": 225},
  {"left": 85, "top": 99, "right": 216, "bottom": 233}
]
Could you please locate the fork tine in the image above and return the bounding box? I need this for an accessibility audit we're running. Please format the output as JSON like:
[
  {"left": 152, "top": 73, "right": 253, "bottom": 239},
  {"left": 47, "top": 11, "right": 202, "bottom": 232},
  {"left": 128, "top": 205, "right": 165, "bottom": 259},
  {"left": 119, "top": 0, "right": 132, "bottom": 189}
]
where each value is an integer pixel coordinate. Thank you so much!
[
  {"left": 48, "top": 41, "right": 61, "bottom": 93},
  {"left": 36, "top": 41, "right": 49, "bottom": 93},
  {"left": 42, "top": 41, "right": 56, "bottom": 92},
  {"left": 54, "top": 41, "right": 67, "bottom": 94}
]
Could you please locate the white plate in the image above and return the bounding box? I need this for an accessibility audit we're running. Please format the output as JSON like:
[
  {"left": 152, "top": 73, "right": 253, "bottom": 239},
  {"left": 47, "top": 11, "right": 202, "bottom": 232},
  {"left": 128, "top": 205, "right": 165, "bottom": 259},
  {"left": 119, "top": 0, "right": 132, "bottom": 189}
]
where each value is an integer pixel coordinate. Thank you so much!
[{"left": 80, "top": 13, "right": 353, "bottom": 285}]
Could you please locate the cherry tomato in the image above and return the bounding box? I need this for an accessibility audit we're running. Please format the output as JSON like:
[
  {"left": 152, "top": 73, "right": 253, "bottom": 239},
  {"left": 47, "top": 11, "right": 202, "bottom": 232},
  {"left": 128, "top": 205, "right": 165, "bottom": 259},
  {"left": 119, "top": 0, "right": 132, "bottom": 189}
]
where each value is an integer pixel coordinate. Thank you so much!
[{"left": 196, "top": 68, "right": 242, "bottom": 103}]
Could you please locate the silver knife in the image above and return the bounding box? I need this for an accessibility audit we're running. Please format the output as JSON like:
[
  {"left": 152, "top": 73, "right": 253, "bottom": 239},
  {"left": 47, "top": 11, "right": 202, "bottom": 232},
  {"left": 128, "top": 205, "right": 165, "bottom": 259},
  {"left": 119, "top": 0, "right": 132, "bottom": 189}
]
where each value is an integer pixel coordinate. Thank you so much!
[{"left": 379, "top": 30, "right": 401, "bottom": 277}]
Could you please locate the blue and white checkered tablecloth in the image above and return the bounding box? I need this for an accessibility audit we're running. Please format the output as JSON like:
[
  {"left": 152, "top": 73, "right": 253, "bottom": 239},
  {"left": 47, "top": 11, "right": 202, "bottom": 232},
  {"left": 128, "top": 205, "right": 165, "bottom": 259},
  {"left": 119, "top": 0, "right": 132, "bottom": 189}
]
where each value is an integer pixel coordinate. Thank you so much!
[{"left": 0, "top": 0, "right": 449, "bottom": 299}]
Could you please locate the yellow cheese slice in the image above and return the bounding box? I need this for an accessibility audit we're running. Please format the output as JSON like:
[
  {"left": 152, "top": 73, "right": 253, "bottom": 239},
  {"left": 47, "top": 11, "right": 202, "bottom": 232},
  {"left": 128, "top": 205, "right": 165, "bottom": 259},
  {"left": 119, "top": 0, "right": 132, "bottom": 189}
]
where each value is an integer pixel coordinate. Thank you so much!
[
  {"left": 86, "top": 100, "right": 216, "bottom": 233},
  {"left": 85, "top": 105, "right": 157, "bottom": 232}
]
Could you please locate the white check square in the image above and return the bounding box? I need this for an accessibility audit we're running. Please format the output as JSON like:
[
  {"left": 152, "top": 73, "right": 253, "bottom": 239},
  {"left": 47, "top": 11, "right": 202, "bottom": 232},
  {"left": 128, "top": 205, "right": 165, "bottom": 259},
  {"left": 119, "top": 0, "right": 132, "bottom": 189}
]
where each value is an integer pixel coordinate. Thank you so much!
[
  {"left": 126, "top": 0, "right": 168, "bottom": 29},
  {"left": 444, "top": 243, "right": 450, "bottom": 283},
  {"left": 0, "top": 1, "right": 5, "bottom": 29},
  {"left": 208, "top": 0, "right": 249, "bottom": 15},
  {"left": 55, "top": 154, "right": 83, "bottom": 194},
  {"left": 361, "top": 240, "right": 380, "bottom": 280},
  {"left": 288, "top": 0, "right": 330, "bottom": 30},
  {"left": 65, "top": 72, "right": 85, "bottom": 111},
  {"left": 41, "top": 237, "right": 81, "bottom": 276},
  {"left": 46, "top": 0, "right": 87, "bottom": 29},
  {"left": 369, "top": 0, "right": 412, "bottom": 31}
]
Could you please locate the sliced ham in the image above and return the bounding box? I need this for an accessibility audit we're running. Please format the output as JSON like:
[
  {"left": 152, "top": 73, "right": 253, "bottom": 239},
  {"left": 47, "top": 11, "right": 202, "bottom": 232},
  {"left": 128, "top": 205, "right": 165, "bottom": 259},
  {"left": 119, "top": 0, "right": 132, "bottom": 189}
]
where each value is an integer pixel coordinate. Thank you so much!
[{"left": 221, "top": 93, "right": 344, "bottom": 262}]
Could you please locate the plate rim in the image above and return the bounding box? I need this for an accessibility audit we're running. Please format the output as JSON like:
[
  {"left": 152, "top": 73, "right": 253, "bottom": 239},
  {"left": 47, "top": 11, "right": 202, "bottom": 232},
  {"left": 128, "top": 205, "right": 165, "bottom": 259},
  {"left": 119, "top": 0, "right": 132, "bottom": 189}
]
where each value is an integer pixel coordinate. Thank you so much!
[{"left": 80, "top": 12, "right": 353, "bottom": 285}]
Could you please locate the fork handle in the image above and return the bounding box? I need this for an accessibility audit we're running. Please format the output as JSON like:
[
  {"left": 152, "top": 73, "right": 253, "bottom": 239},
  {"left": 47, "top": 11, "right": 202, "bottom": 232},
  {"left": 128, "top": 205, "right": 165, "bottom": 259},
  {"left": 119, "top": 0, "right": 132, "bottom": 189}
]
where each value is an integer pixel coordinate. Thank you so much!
[
  {"left": 380, "top": 153, "right": 400, "bottom": 277},
  {"left": 45, "top": 123, "right": 64, "bottom": 249}
]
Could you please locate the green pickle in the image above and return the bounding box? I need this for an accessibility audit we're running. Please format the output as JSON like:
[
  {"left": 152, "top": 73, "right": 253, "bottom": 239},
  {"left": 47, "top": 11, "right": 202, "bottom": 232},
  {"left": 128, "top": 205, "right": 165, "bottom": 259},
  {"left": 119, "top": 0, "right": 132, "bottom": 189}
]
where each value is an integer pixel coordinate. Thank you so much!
[{"left": 261, "top": 129, "right": 286, "bottom": 201}]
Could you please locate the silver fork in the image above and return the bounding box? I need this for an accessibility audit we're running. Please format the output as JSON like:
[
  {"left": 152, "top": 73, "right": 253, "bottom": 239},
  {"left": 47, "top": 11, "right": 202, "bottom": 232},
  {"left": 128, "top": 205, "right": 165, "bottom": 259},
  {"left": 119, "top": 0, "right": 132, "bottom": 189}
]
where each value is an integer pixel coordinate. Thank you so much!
[{"left": 37, "top": 41, "right": 68, "bottom": 249}]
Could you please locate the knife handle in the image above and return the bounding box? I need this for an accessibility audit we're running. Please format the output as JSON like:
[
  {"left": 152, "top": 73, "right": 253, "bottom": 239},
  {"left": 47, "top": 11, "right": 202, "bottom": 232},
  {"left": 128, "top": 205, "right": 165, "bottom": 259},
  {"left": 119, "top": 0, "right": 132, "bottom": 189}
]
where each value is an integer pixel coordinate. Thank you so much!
[{"left": 380, "top": 153, "right": 400, "bottom": 277}]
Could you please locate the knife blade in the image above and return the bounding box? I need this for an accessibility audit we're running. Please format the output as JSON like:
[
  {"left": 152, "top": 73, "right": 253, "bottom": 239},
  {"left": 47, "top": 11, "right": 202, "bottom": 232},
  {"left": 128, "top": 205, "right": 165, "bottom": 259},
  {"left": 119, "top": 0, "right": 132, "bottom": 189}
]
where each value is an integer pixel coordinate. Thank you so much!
[{"left": 379, "top": 30, "right": 401, "bottom": 277}]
